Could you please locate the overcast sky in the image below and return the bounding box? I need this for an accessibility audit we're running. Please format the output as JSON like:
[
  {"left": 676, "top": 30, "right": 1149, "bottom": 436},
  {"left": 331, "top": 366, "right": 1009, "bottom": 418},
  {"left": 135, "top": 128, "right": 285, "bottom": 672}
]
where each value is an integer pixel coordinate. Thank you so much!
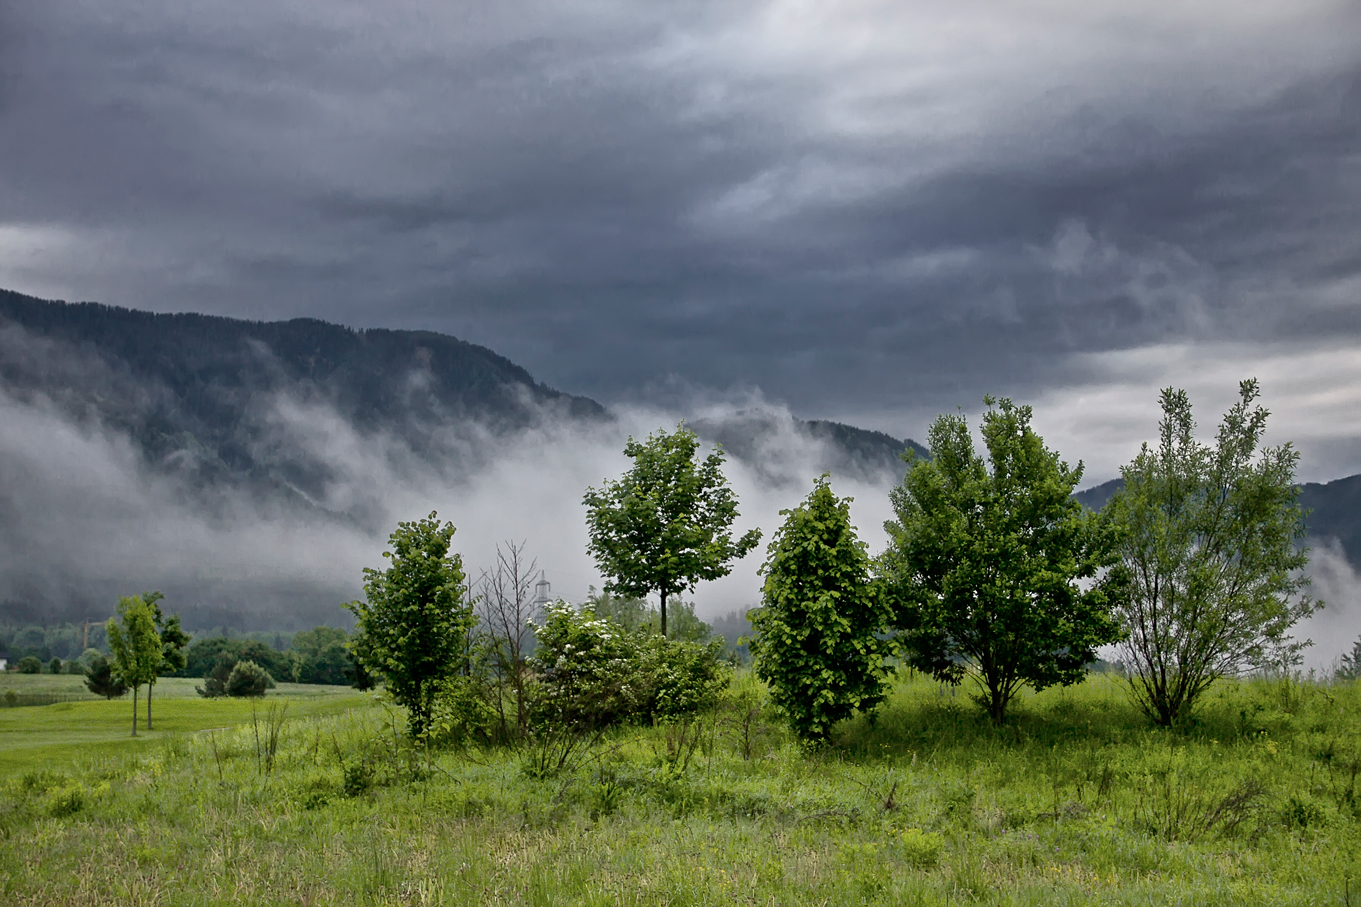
[{"left": 2, "top": 1, "right": 1359, "bottom": 482}]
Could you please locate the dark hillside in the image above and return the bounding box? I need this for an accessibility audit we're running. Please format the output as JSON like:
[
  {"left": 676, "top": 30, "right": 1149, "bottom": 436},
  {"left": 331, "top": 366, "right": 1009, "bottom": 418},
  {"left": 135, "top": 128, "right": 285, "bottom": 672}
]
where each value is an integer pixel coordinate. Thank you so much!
[{"left": 0, "top": 288, "right": 606, "bottom": 498}]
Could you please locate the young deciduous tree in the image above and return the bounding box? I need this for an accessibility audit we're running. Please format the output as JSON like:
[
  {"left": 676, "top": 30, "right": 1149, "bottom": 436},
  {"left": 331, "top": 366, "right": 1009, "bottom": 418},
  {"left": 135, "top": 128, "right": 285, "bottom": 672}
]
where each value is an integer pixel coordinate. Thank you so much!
[
  {"left": 477, "top": 541, "right": 542, "bottom": 744},
  {"left": 583, "top": 424, "right": 761, "bottom": 637},
  {"left": 144, "top": 592, "right": 190, "bottom": 731},
  {"left": 749, "top": 476, "right": 891, "bottom": 743},
  {"left": 347, "top": 512, "right": 477, "bottom": 739},
  {"left": 1106, "top": 381, "right": 1318, "bottom": 726},
  {"left": 106, "top": 595, "right": 163, "bottom": 737},
  {"left": 881, "top": 398, "right": 1126, "bottom": 725}
]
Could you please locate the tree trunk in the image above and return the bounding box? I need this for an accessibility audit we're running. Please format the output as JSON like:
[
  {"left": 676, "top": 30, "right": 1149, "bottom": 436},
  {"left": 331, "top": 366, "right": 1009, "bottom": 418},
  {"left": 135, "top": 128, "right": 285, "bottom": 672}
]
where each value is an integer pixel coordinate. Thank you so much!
[
  {"left": 131, "top": 686, "right": 139, "bottom": 737},
  {"left": 147, "top": 681, "right": 153, "bottom": 731},
  {"left": 660, "top": 589, "right": 668, "bottom": 639}
]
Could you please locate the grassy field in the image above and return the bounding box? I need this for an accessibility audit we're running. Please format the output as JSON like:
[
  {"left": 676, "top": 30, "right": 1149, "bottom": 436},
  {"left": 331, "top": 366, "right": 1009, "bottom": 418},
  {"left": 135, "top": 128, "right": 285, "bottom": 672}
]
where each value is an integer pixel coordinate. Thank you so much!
[
  {"left": 0, "top": 674, "right": 366, "bottom": 773},
  {"left": 1, "top": 670, "right": 1359, "bottom": 905}
]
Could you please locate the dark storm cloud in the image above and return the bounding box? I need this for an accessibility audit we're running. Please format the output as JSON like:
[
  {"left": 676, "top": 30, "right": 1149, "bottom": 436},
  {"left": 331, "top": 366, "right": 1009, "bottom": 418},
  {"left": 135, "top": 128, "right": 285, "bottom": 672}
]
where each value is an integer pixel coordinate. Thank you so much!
[{"left": 2, "top": 1, "right": 1360, "bottom": 476}]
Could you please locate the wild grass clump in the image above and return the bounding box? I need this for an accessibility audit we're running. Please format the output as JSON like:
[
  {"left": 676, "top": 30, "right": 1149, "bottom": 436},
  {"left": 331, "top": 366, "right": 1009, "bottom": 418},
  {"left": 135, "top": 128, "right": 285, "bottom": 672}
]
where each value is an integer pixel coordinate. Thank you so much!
[{"left": 0, "top": 671, "right": 1357, "bottom": 905}]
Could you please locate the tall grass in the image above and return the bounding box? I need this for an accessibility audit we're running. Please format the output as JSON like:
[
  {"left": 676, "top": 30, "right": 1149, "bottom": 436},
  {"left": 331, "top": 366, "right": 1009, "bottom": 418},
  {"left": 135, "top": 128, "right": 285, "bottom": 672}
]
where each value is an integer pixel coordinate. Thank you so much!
[{"left": 1, "top": 670, "right": 1357, "bottom": 906}]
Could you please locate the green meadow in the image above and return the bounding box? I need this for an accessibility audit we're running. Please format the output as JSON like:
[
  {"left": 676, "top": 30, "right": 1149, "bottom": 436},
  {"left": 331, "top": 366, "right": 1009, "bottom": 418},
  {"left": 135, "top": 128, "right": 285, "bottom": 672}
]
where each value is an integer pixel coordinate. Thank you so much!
[
  {"left": 2, "top": 670, "right": 1359, "bottom": 906},
  {"left": 0, "top": 674, "right": 364, "bottom": 773}
]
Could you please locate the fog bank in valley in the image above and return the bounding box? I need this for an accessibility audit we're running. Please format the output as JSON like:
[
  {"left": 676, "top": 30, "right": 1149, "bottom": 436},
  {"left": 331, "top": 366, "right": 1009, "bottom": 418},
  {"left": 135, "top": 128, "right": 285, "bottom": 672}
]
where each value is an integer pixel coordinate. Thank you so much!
[{"left": 0, "top": 379, "right": 902, "bottom": 635}]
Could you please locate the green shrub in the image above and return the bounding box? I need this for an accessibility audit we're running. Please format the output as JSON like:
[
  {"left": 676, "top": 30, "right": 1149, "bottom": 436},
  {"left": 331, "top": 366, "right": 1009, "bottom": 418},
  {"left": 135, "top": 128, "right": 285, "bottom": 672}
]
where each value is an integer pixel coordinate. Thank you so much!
[
  {"left": 47, "top": 657, "right": 62, "bottom": 674},
  {"left": 225, "top": 660, "right": 271, "bottom": 698},
  {"left": 899, "top": 828, "right": 943, "bottom": 868},
  {"left": 531, "top": 602, "right": 645, "bottom": 732},
  {"left": 46, "top": 783, "right": 85, "bottom": 818},
  {"left": 530, "top": 602, "right": 730, "bottom": 734},
  {"left": 17, "top": 655, "right": 41, "bottom": 674},
  {"left": 635, "top": 635, "right": 729, "bottom": 723},
  {"left": 427, "top": 676, "right": 497, "bottom": 748}
]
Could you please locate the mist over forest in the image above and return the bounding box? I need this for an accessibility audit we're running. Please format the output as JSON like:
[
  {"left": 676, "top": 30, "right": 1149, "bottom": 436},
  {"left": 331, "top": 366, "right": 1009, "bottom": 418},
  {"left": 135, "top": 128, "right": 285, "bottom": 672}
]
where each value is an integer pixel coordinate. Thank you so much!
[
  {"left": 2, "top": 288, "right": 1359, "bottom": 667},
  {"left": 0, "top": 290, "right": 918, "bottom": 631}
]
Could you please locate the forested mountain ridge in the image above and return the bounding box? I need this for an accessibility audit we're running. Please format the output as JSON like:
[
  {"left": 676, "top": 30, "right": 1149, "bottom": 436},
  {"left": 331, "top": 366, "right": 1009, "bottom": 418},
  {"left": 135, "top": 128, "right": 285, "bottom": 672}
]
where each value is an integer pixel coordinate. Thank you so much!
[
  {"left": 0, "top": 288, "right": 606, "bottom": 504},
  {"left": 0, "top": 288, "right": 925, "bottom": 502}
]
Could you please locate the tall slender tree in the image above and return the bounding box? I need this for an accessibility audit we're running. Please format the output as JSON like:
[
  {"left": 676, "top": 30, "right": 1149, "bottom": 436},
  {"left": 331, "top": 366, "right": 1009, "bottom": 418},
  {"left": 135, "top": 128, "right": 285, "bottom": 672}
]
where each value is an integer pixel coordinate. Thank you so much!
[
  {"left": 749, "top": 476, "right": 891, "bottom": 743},
  {"left": 142, "top": 592, "right": 190, "bottom": 731},
  {"left": 106, "top": 595, "right": 163, "bottom": 737}
]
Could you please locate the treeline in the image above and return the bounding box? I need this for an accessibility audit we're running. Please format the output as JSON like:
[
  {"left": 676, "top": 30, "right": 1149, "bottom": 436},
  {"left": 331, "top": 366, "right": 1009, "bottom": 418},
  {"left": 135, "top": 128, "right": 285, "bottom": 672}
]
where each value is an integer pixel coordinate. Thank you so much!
[
  {"left": 4, "top": 622, "right": 358, "bottom": 689},
  {"left": 337, "top": 380, "right": 1350, "bottom": 758}
]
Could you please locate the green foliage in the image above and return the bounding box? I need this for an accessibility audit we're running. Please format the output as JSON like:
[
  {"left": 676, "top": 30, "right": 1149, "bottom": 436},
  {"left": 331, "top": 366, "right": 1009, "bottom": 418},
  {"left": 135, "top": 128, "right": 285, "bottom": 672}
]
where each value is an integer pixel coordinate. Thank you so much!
[
  {"left": 587, "top": 587, "right": 714, "bottom": 642},
  {"left": 197, "top": 654, "right": 276, "bottom": 698},
  {"left": 636, "top": 634, "right": 729, "bottom": 724},
  {"left": 106, "top": 594, "right": 163, "bottom": 737},
  {"left": 152, "top": 602, "right": 191, "bottom": 679},
  {"left": 47, "top": 657, "right": 62, "bottom": 674},
  {"left": 347, "top": 512, "right": 476, "bottom": 739},
  {"left": 1107, "top": 381, "right": 1318, "bottom": 726},
  {"left": 530, "top": 601, "right": 729, "bottom": 734},
  {"left": 184, "top": 637, "right": 293, "bottom": 682},
  {"left": 749, "top": 476, "right": 891, "bottom": 743},
  {"left": 898, "top": 828, "right": 943, "bottom": 868},
  {"left": 84, "top": 654, "right": 128, "bottom": 699},
  {"left": 16, "top": 656, "right": 41, "bottom": 674},
  {"left": 1338, "top": 635, "right": 1361, "bottom": 681},
  {"left": 224, "top": 660, "right": 270, "bottom": 698},
  {"left": 881, "top": 397, "right": 1126, "bottom": 725},
  {"left": 583, "top": 424, "right": 761, "bottom": 637},
  {"left": 530, "top": 602, "right": 643, "bottom": 732},
  {"left": 288, "top": 627, "right": 353, "bottom": 685}
]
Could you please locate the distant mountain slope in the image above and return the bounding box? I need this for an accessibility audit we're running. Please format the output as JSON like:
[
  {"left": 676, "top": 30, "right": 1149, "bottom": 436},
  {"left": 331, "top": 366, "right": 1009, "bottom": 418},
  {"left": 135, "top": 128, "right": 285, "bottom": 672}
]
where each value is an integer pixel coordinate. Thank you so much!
[
  {"left": 690, "top": 410, "right": 928, "bottom": 485},
  {"left": 1074, "top": 478, "right": 1122, "bottom": 512},
  {"left": 0, "top": 288, "right": 606, "bottom": 502},
  {"left": 0, "top": 288, "right": 926, "bottom": 499},
  {"left": 1074, "top": 474, "right": 1361, "bottom": 569}
]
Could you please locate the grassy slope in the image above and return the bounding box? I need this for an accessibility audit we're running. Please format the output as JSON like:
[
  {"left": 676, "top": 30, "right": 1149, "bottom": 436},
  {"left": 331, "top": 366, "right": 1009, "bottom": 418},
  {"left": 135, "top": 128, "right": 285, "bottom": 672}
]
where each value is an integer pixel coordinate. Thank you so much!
[
  {"left": 1, "top": 671, "right": 1359, "bottom": 906},
  {"left": 0, "top": 675, "right": 365, "bottom": 773}
]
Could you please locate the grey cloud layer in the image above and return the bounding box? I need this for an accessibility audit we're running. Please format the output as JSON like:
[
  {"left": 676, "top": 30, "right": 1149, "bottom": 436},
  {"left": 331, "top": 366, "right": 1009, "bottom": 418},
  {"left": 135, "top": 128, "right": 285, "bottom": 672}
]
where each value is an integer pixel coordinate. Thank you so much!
[{"left": 2, "top": 2, "right": 1360, "bottom": 477}]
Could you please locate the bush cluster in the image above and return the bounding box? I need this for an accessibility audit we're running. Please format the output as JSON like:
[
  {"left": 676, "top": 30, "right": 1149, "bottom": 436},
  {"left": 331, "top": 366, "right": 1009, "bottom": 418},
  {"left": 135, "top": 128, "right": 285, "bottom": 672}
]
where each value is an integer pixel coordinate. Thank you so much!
[
  {"left": 196, "top": 657, "right": 275, "bottom": 698},
  {"left": 530, "top": 602, "right": 728, "bottom": 734}
]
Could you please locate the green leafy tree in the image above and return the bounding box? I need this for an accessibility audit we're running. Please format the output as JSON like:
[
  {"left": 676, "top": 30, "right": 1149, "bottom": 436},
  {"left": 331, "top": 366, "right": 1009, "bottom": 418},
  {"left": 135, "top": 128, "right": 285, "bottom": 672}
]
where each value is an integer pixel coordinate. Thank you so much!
[
  {"left": 84, "top": 654, "right": 128, "bottom": 699},
  {"left": 1106, "top": 381, "right": 1318, "bottom": 726},
  {"left": 346, "top": 512, "right": 477, "bottom": 739},
  {"left": 16, "top": 655, "right": 41, "bottom": 674},
  {"left": 881, "top": 397, "right": 1126, "bottom": 725},
  {"left": 106, "top": 595, "right": 163, "bottom": 737},
  {"left": 47, "top": 657, "right": 62, "bottom": 675},
  {"left": 583, "top": 424, "right": 761, "bottom": 637},
  {"left": 288, "top": 627, "right": 352, "bottom": 685},
  {"left": 142, "top": 592, "right": 191, "bottom": 731},
  {"left": 749, "top": 476, "right": 891, "bottom": 743}
]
